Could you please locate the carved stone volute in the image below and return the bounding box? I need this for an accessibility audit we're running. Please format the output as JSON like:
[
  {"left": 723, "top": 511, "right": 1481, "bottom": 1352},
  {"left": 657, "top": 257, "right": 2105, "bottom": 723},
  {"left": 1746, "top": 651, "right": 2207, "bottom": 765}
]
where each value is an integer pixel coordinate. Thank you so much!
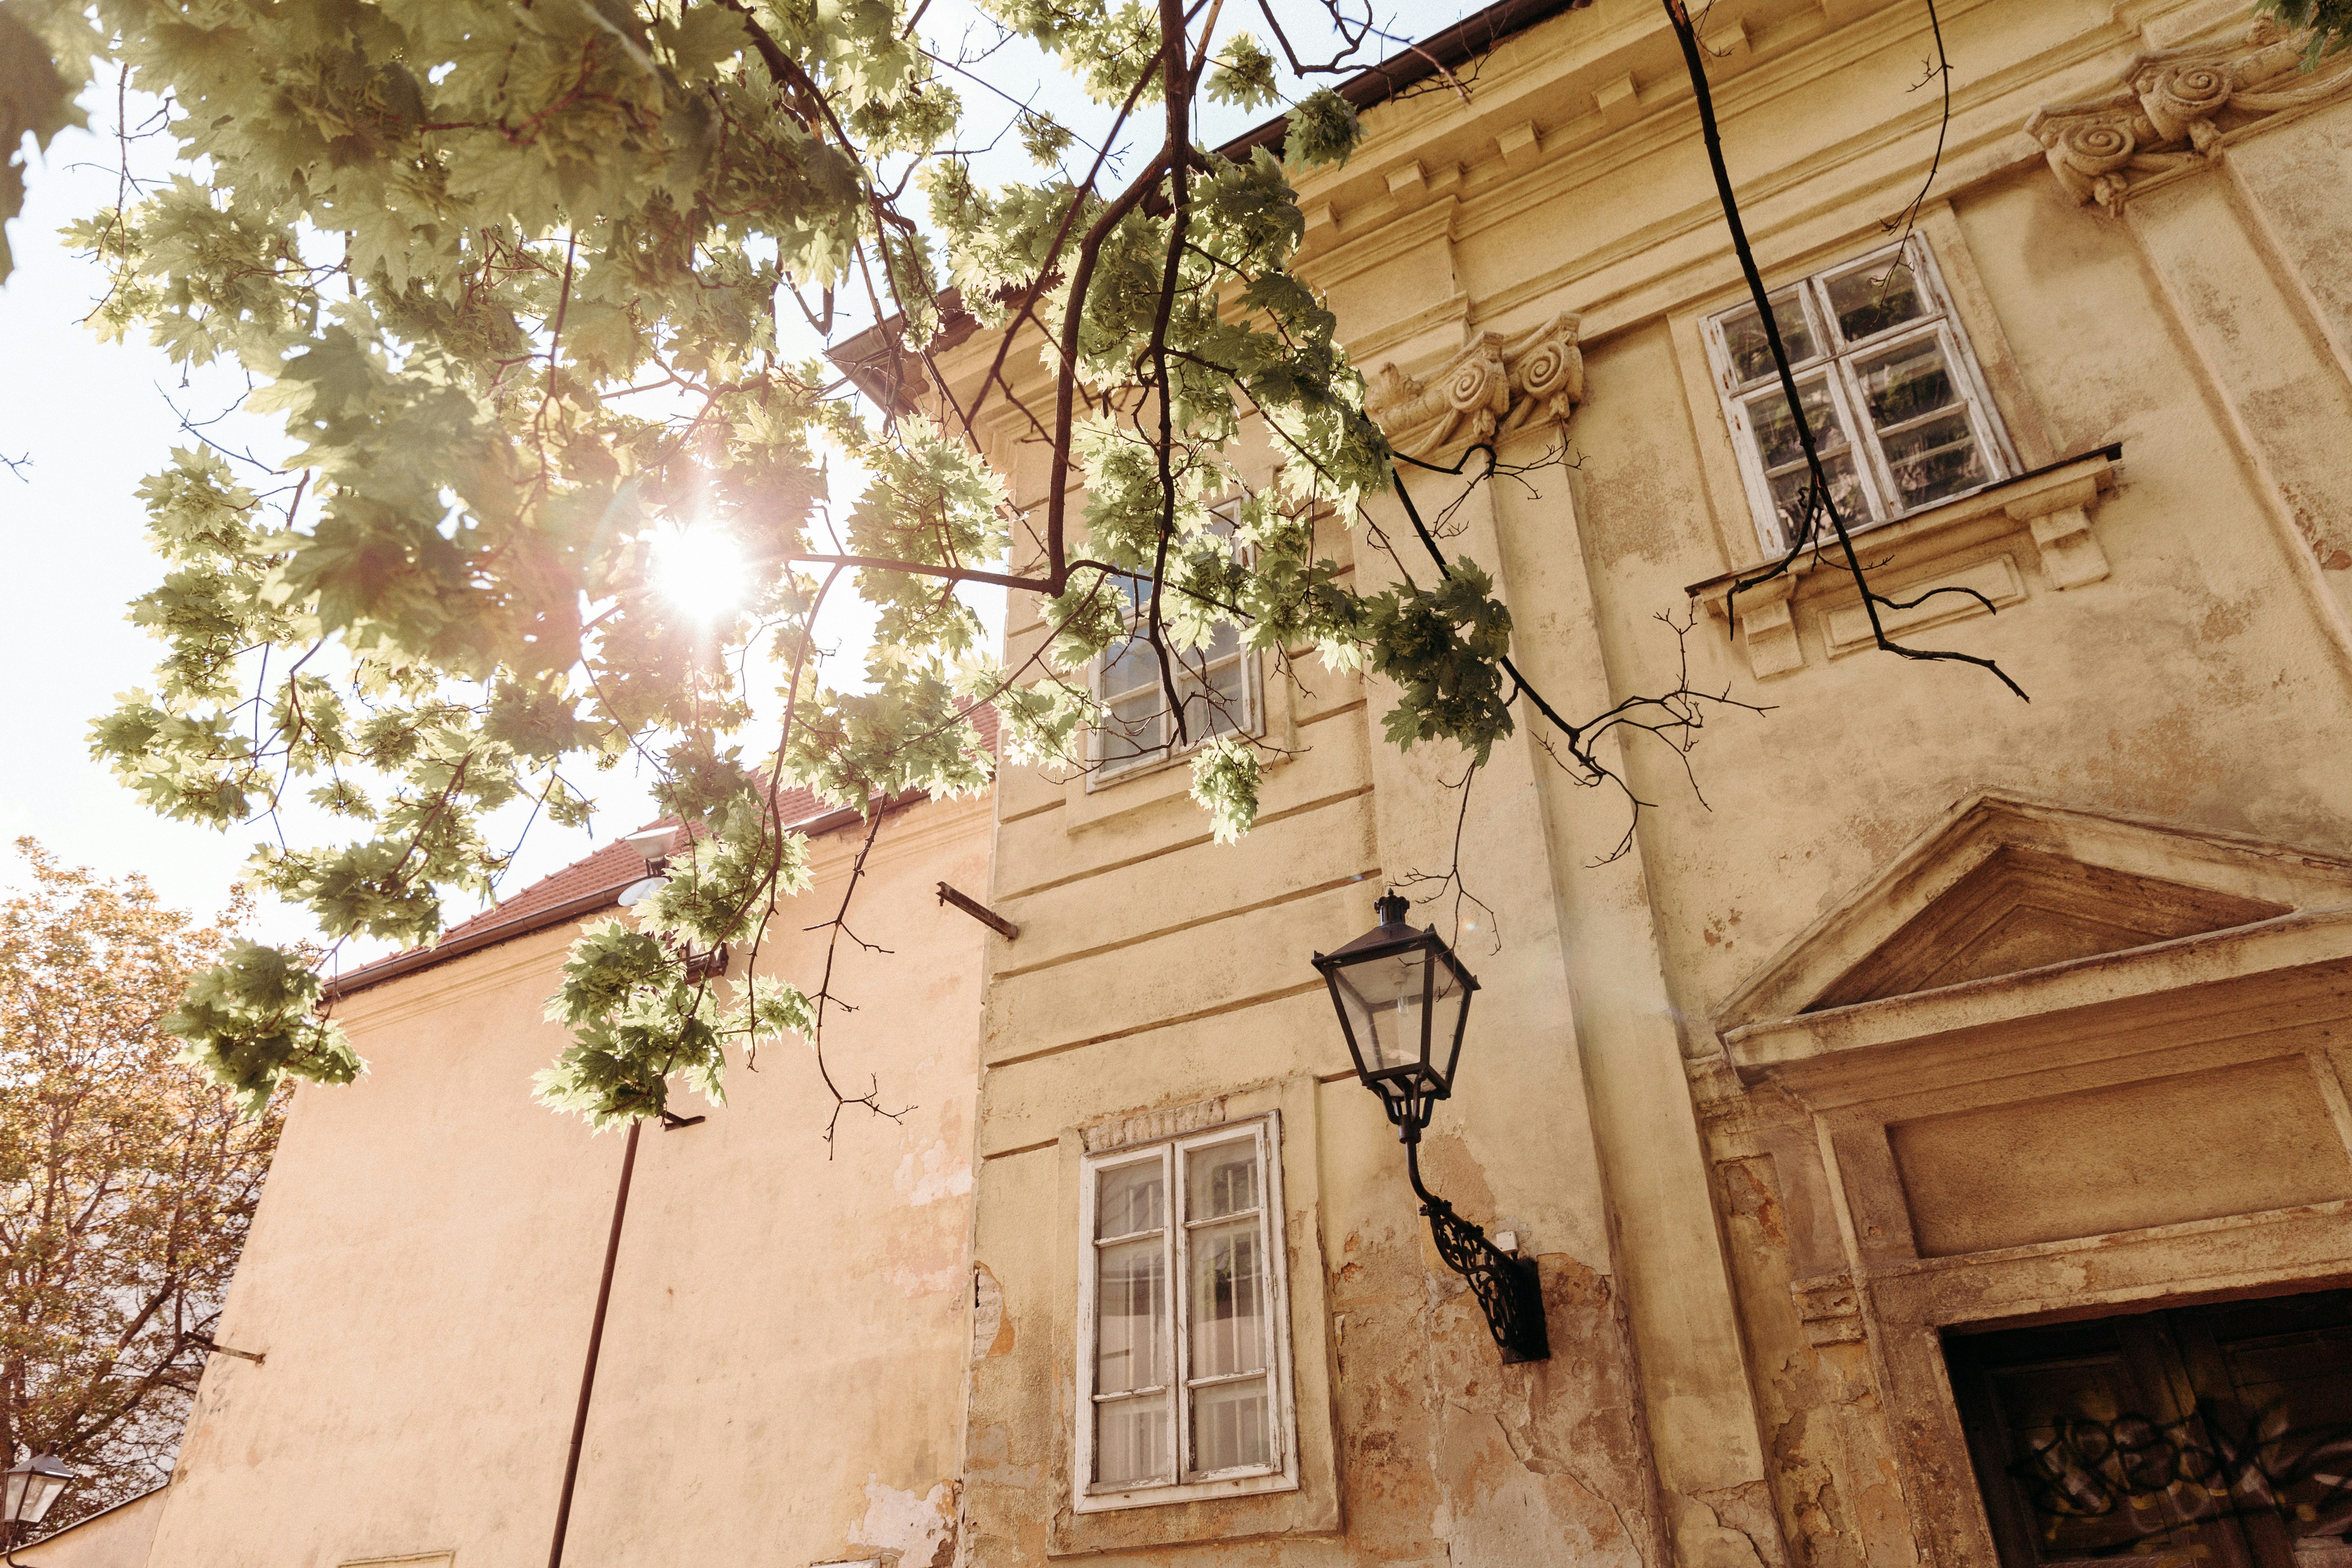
[
  {"left": 2132, "top": 50, "right": 2238, "bottom": 145},
  {"left": 1364, "top": 313, "right": 1583, "bottom": 462},
  {"left": 2025, "top": 98, "right": 2181, "bottom": 210},
  {"left": 2027, "top": 22, "right": 2352, "bottom": 213}
]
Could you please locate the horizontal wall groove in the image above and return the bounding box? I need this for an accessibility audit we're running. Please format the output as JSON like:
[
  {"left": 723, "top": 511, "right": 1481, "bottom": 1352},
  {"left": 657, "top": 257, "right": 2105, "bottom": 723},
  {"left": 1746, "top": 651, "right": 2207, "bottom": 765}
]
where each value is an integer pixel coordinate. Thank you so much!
[
  {"left": 986, "top": 978, "right": 1331, "bottom": 1070},
  {"left": 997, "top": 783, "right": 1376, "bottom": 903},
  {"left": 1296, "top": 697, "right": 1366, "bottom": 729},
  {"left": 979, "top": 1136, "right": 1060, "bottom": 1162},
  {"left": 990, "top": 868, "right": 1380, "bottom": 981},
  {"left": 997, "top": 794, "right": 1065, "bottom": 825}
]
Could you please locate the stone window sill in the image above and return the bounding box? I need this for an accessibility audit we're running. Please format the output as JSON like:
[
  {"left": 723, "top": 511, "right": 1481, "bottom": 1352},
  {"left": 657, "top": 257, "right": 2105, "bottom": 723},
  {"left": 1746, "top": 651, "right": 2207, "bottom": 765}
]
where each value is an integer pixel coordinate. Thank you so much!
[{"left": 1685, "top": 445, "right": 2122, "bottom": 680}]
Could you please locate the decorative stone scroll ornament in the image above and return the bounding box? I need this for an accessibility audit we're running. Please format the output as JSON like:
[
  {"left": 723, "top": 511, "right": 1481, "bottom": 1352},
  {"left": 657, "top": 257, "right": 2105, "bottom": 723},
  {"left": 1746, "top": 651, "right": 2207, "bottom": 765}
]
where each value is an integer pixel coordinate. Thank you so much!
[
  {"left": 2026, "top": 21, "right": 2352, "bottom": 214},
  {"left": 1363, "top": 313, "right": 1583, "bottom": 462}
]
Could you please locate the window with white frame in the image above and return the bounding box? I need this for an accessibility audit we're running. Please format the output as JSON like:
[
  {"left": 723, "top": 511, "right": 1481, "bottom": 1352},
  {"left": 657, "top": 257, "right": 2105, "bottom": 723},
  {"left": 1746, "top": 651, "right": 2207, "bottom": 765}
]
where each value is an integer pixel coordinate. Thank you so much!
[
  {"left": 1703, "top": 235, "right": 2018, "bottom": 553},
  {"left": 1076, "top": 1116, "right": 1297, "bottom": 1510},
  {"left": 1089, "top": 517, "right": 1258, "bottom": 783}
]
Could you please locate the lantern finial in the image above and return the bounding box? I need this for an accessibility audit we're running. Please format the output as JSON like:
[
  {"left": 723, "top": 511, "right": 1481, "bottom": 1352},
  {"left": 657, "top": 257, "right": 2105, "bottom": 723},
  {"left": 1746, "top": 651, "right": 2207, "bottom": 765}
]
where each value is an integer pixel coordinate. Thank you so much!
[{"left": 1373, "top": 889, "right": 1411, "bottom": 927}]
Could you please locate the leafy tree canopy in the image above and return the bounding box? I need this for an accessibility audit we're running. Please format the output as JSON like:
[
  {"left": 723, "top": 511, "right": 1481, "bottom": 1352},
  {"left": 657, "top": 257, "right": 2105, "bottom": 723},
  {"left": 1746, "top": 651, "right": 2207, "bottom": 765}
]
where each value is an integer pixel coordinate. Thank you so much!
[
  {"left": 0, "top": 0, "right": 2175, "bottom": 1131},
  {"left": 0, "top": 0, "right": 1458, "bottom": 1132}
]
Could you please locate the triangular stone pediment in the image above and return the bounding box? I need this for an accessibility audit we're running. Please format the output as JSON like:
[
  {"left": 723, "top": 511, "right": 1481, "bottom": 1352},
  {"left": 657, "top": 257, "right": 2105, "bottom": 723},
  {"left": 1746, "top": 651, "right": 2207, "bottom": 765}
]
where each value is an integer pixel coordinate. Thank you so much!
[
  {"left": 1715, "top": 794, "right": 2352, "bottom": 1035},
  {"left": 1805, "top": 847, "right": 2288, "bottom": 1010}
]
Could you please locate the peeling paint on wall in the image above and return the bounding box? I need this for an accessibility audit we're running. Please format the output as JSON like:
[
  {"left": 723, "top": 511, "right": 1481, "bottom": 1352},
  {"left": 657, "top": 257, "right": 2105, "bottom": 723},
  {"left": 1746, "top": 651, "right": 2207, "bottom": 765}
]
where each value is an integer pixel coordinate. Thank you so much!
[
  {"left": 883, "top": 1263, "right": 963, "bottom": 1297},
  {"left": 970, "top": 1264, "right": 1012, "bottom": 1361},
  {"left": 896, "top": 1142, "right": 974, "bottom": 1206},
  {"left": 853, "top": 1478, "right": 958, "bottom": 1568}
]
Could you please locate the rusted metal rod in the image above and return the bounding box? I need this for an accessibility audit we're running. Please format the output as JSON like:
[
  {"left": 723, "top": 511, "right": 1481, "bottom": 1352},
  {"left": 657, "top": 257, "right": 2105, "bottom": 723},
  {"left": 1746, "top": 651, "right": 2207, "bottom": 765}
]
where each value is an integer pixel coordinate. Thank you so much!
[
  {"left": 185, "top": 1333, "right": 266, "bottom": 1366},
  {"left": 547, "top": 1119, "right": 641, "bottom": 1568},
  {"left": 937, "top": 881, "right": 1018, "bottom": 940}
]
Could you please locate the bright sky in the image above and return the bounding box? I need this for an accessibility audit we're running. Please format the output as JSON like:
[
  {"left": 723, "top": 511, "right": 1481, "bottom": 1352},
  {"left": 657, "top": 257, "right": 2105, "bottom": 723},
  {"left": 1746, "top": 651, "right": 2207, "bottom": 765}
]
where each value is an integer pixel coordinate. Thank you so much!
[{"left": 0, "top": 0, "right": 1484, "bottom": 968}]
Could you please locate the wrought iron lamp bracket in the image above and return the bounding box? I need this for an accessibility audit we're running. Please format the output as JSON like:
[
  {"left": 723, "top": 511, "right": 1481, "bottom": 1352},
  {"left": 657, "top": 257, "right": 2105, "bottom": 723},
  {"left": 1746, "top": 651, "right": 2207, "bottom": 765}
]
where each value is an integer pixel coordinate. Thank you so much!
[{"left": 1399, "top": 1113, "right": 1551, "bottom": 1365}]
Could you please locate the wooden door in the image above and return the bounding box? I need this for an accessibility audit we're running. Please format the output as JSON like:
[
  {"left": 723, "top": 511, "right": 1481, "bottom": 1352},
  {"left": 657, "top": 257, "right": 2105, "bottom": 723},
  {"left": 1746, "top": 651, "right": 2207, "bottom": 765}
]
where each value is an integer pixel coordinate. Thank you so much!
[{"left": 1947, "top": 1290, "right": 2352, "bottom": 1568}]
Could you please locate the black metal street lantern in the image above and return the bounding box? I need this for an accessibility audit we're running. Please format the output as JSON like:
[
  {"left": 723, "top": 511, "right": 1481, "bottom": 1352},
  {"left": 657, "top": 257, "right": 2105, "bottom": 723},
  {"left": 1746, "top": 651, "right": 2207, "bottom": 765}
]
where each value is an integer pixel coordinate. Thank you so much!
[
  {"left": 1315, "top": 890, "right": 1479, "bottom": 1131},
  {"left": 1314, "top": 891, "right": 1549, "bottom": 1364},
  {"left": 3, "top": 1453, "right": 74, "bottom": 1563}
]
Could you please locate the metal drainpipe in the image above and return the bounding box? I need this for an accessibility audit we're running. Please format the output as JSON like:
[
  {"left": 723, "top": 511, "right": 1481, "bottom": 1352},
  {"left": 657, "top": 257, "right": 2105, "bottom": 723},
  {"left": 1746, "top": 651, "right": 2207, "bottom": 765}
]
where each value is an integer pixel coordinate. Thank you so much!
[{"left": 546, "top": 1119, "right": 642, "bottom": 1568}]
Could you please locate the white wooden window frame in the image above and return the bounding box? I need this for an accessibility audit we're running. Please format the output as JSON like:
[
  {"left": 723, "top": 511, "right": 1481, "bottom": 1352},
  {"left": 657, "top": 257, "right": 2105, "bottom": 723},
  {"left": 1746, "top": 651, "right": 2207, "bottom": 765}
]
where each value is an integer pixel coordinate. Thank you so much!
[
  {"left": 1703, "top": 235, "right": 2020, "bottom": 555},
  {"left": 1074, "top": 1113, "right": 1300, "bottom": 1513},
  {"left": 1086, "top": 516, "right": 1262, "bottom": 787}
]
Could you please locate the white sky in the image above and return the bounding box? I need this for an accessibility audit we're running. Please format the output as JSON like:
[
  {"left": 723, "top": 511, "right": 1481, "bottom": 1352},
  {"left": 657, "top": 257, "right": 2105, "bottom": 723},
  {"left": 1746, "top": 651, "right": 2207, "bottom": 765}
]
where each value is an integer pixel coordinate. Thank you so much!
[{"left": 0, "top": 1, "right": 1481, "bottom": 969}]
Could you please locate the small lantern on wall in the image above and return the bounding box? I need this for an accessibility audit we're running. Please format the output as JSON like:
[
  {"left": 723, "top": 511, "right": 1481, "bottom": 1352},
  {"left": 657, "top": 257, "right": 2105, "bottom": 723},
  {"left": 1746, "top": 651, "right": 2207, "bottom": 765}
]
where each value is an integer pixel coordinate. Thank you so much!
[
  {"left": 4, "top": 1452, "right": 74, "bottom": 1561},
  {"left": 1314, "top": 890, "right": 1479, "bottom": 1135},
  {"left": 1315, "top": 891, "right": 1549, "bottom": 1364}
]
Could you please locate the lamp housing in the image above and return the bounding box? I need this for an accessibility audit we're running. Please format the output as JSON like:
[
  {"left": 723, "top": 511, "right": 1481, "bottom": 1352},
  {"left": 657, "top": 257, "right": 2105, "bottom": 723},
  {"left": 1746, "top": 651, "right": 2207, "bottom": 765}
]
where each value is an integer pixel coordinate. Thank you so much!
[
  {"left": 623, "top": 827, "right": 677, "bottom": 869},
  {"left": 1312, "top": 891, "right": 1480, "bottom": 1134},
  {"left": 4, "top": 1453, "right": 72, "bottom": 1528}
]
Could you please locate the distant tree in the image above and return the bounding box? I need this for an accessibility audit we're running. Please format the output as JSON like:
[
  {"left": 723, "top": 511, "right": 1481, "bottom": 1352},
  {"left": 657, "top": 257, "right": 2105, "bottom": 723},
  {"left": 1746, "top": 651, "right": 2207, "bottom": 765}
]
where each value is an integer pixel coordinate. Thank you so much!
[{"left": 0, "top": 841, "right": 281, "bottom": 1541}]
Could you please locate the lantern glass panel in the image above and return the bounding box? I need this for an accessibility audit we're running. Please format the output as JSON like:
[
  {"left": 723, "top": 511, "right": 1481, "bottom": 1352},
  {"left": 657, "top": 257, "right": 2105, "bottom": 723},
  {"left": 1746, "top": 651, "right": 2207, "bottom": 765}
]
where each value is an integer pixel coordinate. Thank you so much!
[
  {"left": 4, "top": 1464, "right": 65, "bottom": 1527},
  {"left": 1432, "top": 951, "right": 1472, "bottom": 1087},
  {"left": 1329, "top": 944, "right": 1437, "bottom": 1076}
]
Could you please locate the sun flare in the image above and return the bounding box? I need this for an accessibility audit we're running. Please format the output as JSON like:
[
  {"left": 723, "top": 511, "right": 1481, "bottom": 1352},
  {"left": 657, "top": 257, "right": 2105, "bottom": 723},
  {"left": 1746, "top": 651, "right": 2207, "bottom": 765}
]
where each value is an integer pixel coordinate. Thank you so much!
[{"left": 650, "top": 522, "right": 751, "bottom": 623}]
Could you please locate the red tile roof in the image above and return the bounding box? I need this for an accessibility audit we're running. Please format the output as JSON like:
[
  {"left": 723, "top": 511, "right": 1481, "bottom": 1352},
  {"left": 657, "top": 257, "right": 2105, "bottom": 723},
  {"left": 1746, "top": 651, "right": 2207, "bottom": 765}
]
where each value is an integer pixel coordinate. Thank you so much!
[
  {"left": 325, "top": 704, "right": 999, "bottom": 1000},
  {"left": 447, "top": 836, "right": 650, "bottom": 943}
]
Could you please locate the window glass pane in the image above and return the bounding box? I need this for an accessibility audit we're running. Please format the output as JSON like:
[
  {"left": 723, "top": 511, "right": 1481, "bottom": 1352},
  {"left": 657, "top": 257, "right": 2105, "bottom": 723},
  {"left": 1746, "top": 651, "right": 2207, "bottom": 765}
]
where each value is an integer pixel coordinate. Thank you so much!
[
  {"left": 1853, "top": 337, "right": 1961, "bottom": 430},
  {"left": 1097, "top": 1397, "right": 1170, "bottom": 1485},
  {"left": 1098, "top": 1161, "right": 1165, "bottom": 1238},
  {"left": 1879, "top": 409, "right": 1988, "bottom": 509},
  {"left": 1712, "top": 242, "right": 2007, "bottom": 545},
  {"left": 1765, "top": 452, "right": 1868, "bottom": 542},
  {"left": 1100, "top": 689, "right": 1162, "bottom": 761},
  {"left": 1101, "top": 635, "right": 1159, "bottom": 700},
  {"left": 1175, "top": 678, "right": 1241, "bottom": 741},
  {"left": 1825, "top": 259, "right": 1927, "bottom": 343},
  {"left": 1720, "top": 289, "right": 1818, "bottom": 384},
  {"left": 1192, "top": 1380, "right": 1272, "bottom": 1473},
  {"left": 1745, "top": 377, "right": 1847, "bottom": 472},
  {"left": 1096, "top": 1238, "right": 1167, "bottom": 1394},
  {"left": 1209, "top": 653, "right": 1247, "bottom": 700},
  {"left": 1189, "top": 1219, "right": 1268, "bottom": 1378},
  {"left": 1188, "top": 1140, "right": 1260, "bottom": 1218},
  {"left": 1199, "top": 694, "right": 1242, "bottom": 740},
  {"left": 1093, "top": 515, "right": 1255, "bottom": 774},
  {"left": 1169, "top": 627, "right": 1241, "bottom": 685}
]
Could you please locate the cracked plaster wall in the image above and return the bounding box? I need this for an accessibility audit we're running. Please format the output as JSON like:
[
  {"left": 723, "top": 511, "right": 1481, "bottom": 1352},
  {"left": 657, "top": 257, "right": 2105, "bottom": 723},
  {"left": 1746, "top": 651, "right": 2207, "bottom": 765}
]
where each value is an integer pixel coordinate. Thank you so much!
[{"left": 955, "top": 7, "right": 2352, "bottom": 1568}]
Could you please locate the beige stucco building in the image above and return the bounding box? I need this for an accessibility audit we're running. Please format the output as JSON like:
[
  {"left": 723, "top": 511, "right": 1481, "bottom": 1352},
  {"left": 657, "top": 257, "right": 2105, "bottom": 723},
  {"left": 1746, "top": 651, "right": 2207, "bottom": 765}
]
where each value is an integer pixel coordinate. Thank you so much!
[
  {"left": 30, "top": 786, "right": 993, "bottom": 1568},
  {"left": 32, "top": 1, "right": 2352, "bottom": 1566},
  {"left": 950, "top": 3, "right": 2352, "bottom": 1568}
]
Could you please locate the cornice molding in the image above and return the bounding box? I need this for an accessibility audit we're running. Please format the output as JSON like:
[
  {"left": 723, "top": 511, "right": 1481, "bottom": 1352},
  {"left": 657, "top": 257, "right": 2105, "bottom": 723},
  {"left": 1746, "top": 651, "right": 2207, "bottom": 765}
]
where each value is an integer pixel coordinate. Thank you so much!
[
  {"left": 2026, "top": 21, "right": 2352, "bottom": 214},
  {"left": 1308, "top": 0, "right": 2083, "bottom": 353},
  {"left": 1342, "top": 290, "right": 1473, "bottom": 369},
  {"left": 1362, "top": 311, "right": 1582, "bottom": 462},
  {"left": 335, "top": 921, "right": 577, "bottom": 1034},
  {"left": 1298, "top": 196, "right": 1458, "bottom": 292}
]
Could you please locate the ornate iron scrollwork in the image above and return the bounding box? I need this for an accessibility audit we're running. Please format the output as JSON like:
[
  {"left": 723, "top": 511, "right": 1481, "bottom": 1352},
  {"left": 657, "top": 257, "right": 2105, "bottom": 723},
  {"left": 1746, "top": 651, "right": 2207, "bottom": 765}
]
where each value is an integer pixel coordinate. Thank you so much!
[{"left": 1405, "top": 1135, "right": 1550, "bottom": 1364}]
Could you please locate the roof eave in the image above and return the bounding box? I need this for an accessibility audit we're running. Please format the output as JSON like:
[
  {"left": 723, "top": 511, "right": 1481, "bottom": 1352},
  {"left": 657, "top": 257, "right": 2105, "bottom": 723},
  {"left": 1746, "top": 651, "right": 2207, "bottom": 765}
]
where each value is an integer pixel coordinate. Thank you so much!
[{"left": 320, "top": 790, "right": 938, "bottom": 1002}]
